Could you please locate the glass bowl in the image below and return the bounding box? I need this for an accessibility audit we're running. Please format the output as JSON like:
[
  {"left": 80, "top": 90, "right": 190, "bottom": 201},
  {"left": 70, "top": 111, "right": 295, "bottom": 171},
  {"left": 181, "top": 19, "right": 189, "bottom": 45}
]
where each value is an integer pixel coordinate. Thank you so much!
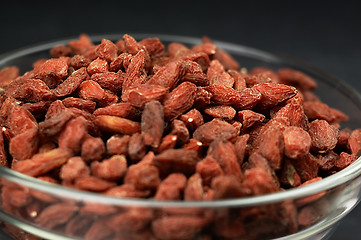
[{"left": 1, "top": 34, "right": 361, "bottom": 240}]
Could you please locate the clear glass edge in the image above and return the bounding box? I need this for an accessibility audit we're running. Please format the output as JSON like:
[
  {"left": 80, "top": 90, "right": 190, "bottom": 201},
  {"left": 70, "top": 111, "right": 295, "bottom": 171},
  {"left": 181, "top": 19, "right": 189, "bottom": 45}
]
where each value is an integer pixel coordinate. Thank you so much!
[
  {"left": 0, "top": 33, "right": 361, "bottom": 209},
  {"left": 0, "top": 210, "right": 80, "bottom": 240},
  {"left": 0, "top": 192, "right": 353, "bottom": 240}
]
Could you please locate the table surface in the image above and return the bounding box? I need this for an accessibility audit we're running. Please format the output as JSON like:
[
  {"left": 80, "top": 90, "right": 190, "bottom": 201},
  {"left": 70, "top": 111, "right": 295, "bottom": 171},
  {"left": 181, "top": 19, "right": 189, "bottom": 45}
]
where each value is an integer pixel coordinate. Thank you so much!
[{"left": 0, "top": 1, "right": 360, "bottom": 239}]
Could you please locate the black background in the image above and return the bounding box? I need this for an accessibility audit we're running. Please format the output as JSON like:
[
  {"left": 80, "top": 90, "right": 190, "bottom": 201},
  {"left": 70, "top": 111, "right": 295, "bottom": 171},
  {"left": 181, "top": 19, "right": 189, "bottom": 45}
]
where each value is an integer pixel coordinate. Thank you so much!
[{"left": 0, "top": 1, "right": 360, "bottom": 239}]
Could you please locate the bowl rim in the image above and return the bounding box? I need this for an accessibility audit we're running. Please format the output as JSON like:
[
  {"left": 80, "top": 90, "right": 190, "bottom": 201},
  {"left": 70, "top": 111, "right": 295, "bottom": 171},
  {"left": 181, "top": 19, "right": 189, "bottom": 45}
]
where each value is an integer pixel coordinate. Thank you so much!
[{"left": 1, "top": 33, "right": 361, "bottom": 208}]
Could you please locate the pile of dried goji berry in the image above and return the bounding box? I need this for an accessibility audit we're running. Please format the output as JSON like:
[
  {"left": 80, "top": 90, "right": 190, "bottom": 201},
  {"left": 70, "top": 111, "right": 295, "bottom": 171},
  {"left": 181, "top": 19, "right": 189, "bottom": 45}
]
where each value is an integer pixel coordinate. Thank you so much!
[{"left": 0, "top": 34, "right": 361, "bottom": 240}]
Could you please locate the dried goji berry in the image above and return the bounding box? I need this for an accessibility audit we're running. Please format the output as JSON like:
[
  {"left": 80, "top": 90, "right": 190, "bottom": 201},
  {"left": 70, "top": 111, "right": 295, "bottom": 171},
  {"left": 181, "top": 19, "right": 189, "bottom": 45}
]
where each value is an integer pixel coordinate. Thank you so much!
[
  {"left": 204, "top": 105, "right": 236, "bottom": 120},
  {"left": 283, "top": 126, "right": 311, "bottom": 159},
  {"left": 128, "top": 133, "right": 146, "bottom": 162},
  {"left": 35, "top": 203, "right": 78, "bottom": 229},
  {"left": 94, "top": 102, "right": 138, "bottom": 119},
  {"left": 97, "top": 89, "right": 117, "bottom": 108},
  {"left": 154, "top": 149, "right": 200, "bottom": 176},
  {"left": 234, "top": 134, "right": 249, "bottom": 165},
  {"left": 52, "top": 67, "right": 89, "bottom": 97},
  {"left": 147, "top": 60, "right": 187, "bottom": 90},
  {"left": 253, "top": 83, "right": 297, "bottom": 109},
  {"left": 207, "top": 139, "right": 243, "bottom": 181},
  {"left": 291, "top": 153, "right": 319, "bottom": 182},
  {"left": 39, "top": 110, "right": 74, "bottom": 136},
  {"left": 95, "top": 115, "right": 141, "bottom": 135},
  {"left": 79, "top": 80, "right": 105, "bottom": 102},
  {"left": 213, "top": 47, "right": 239, "bottom": 70},
  {"left": 87, "top": 57, "right": 109, "bottom": 75},
  {"left": 194, "top": 87, "right": 212, "bottom": 109},
  {"left": 193, "top": 118, "right": 238, "bottom": 145},
  {"left": 121, "top": 84, "right": 168, "bottom": 108},
  {"left": 13, "top": 148, "right": 73, "bottom": 177},
  {"left": 106, "top": 135, "right": 130, "bottom": 156},
  {"left": 274, "top": 99, "right": 308, "bottom": 130},
  {"left": 167, "top": 42, "right": 191, "bottom": 58},
  {"left": 245, "top": 72, "right": 273, "bottom": 87},
  {"left": 156, "top": 134, "right": 178, "bottom": 153},
  {"left": 75, "top": 176, "right": 116, "bottom": 192},
  {"left": 58, "top": 116, "right": 88, "bottom": 153},
  {"left": 0, "top": 66, "right": 19, "bottom": 86},
  {"left": 192, "top": 42, "right": 216, "bottom": 55},
  {"left": 65, "top": 215, "right": 93, "bottom": 237},
  {"left": 62, "top": 97, "right": 96, "bottom": 113},
  {"left": 81, "top": 135, "right": 105, "bottom": 162},
  {"left": 232, "top": 87, "right": 262, "bottom": 110},
  {"left": 139, "top": 38, "right": 165, "bottom": 57},
  {"left": 207, "top": 60, "right": 234, "bottom": 88},
  {"left": 347, "top": 129, "right": 361, "bottom": 155},
  {"left": 255, "top": 126, "right": 284, "bottom": 171},
  {"left": 68, "top": 34, "right": 93, "bottom": 55},
  {"left": 278, "top": 68, "right": 317, "bottom": 91},
  {"left": 105, "top": 184, "right": 150, "bottom": 198},
  {"left": 180, "top": 108, "right": 204, "bottom": 131},
  {"left": 70, "top": 55, "right": 91, "bottom": 69},
  {"left": 96, "top": 38, "right": 118, "bottom": 62},
  {"left": 123, "top": 34, "right": 141, "bottom": 55},
  {"left": 196, "top": 156, "right": 223, "bottom": 186},
  {"left": 50, "top": 45, "right": 73, "bottom": 58},
  {"left": 60, "top": 156, "right": 90, "bottom": 182},
  {"left": 22, "top": 101, "right": 52, "bottom": 119},
  {"left": 163, "top": 81, "right": 197, "bottom": 121},
  {"left": 204, "top": 85, "right": 241, "bottom": 106},
  {"left": 141, "top": 100, "right": 164, "bottom": 148},
  {"left": 90, "top": 72, "right": 123, "bottom": 92},
  {"left": 238, "top": 110, "right": 265, "bottom": 129},
  {"left": 9, "top": 127, "right": 39, "bottom": 160},
  {"left": 248, "top": 152, "right": 280, "bottom": 190},
  {"left": 182, "top": 60, "right": 208, "bottom": 86},
  {"left": 212, "top": 175, "right": 248, "bottom": 199},
  {"left": 170, "top": 119, "right": 190, "bottom": 145},
  {"left": 316, "top": 151, "right": 338, "bottom": 171},
  {"left": 308, "top": 120, "right": 338, "bottom": 152},
  {"left": 6, "top": 79, "right": 55, "bottom": 103},
  {"left": 108, "top": 207, "right": 154, "bottom": 233},
  {"left": 122, "top": 49, "right": 146, "bottom": 91},
  {"left": 109, "top": 53, "right": 132, "bottom": 72},
  {"left": 91, "top": 155, "right": 127, "bottom": 181},
  {"left": 335, "top": 152, "right": 358, "bottom": 170},
  {"left": 33, "top": 58, "right": 69, "bottom": 80},
  {"left": 154, "top": 173, "right": 187, "bottom": 200},
  {"left": 124, "top": 163, "right": 160, "bottom": 191},
  {"left": 243, "top": 167, "right": 278, "bottom": 195},
  {"left": 280, "top": 158, "right": 302, "bottom": 188},
  {"left": 229, "top": 69, "right": 247, "bottom": 91},
  {"left": 304, "top": 101, "right": 335, "bottom": 123},
  {"left": 152, "top": 215, "right": 206, "bottom": 240},
  {"left": 8, "top": 103, "right": 37, "bottom": 136}
]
